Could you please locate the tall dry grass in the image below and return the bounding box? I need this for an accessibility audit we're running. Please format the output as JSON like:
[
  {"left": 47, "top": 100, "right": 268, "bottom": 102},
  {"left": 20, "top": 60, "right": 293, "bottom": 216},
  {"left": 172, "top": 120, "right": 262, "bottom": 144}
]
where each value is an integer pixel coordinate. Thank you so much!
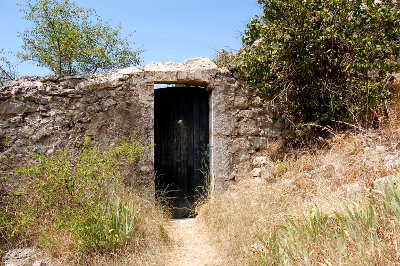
[{"left": 199, "top": 124, "right": 400, "bottom": 265}]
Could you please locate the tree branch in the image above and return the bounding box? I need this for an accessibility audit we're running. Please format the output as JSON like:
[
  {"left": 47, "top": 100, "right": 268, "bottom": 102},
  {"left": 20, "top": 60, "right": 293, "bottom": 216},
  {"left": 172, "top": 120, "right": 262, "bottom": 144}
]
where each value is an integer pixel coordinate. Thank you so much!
[{"left": 0, "top": 65, "right": 14, "bottom": 81}]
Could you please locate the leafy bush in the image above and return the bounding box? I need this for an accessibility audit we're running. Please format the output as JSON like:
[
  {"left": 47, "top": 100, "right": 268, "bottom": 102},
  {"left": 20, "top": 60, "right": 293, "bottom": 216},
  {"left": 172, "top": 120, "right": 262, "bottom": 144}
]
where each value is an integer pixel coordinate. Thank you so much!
[
  {"left": 0, "top": 135, "right": 167, "bottom": 257},
  {"left": 236, "top": 0, "right": 400, "bottom": 129}
]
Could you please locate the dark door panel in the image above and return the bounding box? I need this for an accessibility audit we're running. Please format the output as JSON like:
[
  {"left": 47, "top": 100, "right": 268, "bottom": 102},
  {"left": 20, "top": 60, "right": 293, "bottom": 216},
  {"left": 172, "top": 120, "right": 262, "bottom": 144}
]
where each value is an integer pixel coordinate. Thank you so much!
[{"left": 154, "top": 87, "right": 209, "bottom": 218}]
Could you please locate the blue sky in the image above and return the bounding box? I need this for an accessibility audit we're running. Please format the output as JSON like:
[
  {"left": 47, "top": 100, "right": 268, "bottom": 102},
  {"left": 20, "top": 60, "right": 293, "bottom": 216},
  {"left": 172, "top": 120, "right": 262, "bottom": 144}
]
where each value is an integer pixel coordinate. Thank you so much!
[{"left": 0, "top": 0, "right": 261, "bottom": 77}]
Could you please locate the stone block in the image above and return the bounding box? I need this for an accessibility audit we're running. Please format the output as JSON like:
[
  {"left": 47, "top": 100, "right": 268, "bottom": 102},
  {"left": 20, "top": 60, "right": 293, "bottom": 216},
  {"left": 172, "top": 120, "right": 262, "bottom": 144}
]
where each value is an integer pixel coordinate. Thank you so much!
[
  {"left": 238, "top": 119, "right": 258, "bottom": 136},
  {"left": 374, "top": 175, "right": 398, "bottom": 191},
  {"left": 342, "top": 182, "right": 364, "bottom": 199},
  {"left": 253, "top": 156, "right": 271, "bottom": 167},
  {"left": 0, "top": 101, "right": 37, "bottom": 115},
  {"left": 233, "top": 96, "right": 249, "bottom": 109},
  {"left": 251, "top": 167, "right": 262, "bottom": 177}
]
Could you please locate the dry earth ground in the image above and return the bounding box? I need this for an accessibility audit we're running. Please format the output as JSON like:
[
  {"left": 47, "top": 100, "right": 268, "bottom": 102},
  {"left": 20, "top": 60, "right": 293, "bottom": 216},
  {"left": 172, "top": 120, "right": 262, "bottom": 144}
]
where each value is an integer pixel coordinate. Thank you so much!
[{"left": 161, "top": 218, "right": 224, "bottom": 266}]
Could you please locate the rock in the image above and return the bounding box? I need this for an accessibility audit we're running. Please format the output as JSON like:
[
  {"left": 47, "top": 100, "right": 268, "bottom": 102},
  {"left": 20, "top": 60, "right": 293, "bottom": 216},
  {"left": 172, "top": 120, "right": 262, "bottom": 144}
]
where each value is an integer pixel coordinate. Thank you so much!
[
  {"left": 251, "top": 241, "right": 267, "bottom": 254},
  {"left": 251, "top": 167, "right": 274, "bottom": 180},
  {"left": 233, "top": 96, "right": 248, "bottom": 109},
  {"left": 2, "top": 248, "right": 40, "bottom": 266},
  {"left": 238, "top": 110, "right": 253, "bottom": 119},
  {"left": 229, "top": 138, "right": 251, "bottom": 154},
  {"left": 238, "top": 153, "right": 251, "bottom": 163},
  {"left": 250, "top": 136, "right": 267, "bottom": 150},
  {"left": 238, "top": 119, "right": 258, "bottom": 136},
  {"left": 385, "top": 154, "right": 400, "bottom": 171},
  {"left": 250, "top": 156, "right": 274, "bottom": 181},
  {"left": 342, "top": 182, "right": 364, "bottom": 198},
  {"left": 251, "top": 168, "right": 262, "bottom": 177},
  {"left": 281, "top": 178, "right": 293, "bottom": 186},
  {"left": 33, "top": 260, "right": 47, "bottom": 266},
  {"left": 374, "top": 175, "right": 398, "bottom": 191},
  {"left": 252, "top": 156, "right": 270, "bottom": 167},
  {"left": 9, "top": 116, "right": 23, "bottom": 124},
  {"left": 140, "top": 166, "right": 150, "bottom": 172},
  {"left": 0, "top": 101, "right": 37, "bottom": 115}
]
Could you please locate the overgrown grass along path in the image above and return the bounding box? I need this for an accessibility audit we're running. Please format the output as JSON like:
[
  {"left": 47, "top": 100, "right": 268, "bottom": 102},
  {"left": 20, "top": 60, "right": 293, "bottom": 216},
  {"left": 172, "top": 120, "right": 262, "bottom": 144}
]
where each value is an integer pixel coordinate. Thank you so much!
[{"left": 163, "top": 218, "right": 224, "bottom": 266}]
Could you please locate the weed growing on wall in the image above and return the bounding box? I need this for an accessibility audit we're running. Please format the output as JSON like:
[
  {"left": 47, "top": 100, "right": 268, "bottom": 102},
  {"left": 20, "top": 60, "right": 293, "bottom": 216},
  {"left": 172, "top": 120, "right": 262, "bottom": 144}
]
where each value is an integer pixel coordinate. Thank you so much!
[
  {"left": 196, "top": 147, "right": 212, "bottom": 198},
  {"left": 192, "top": 146, "right": 213, "bottom": 217}
]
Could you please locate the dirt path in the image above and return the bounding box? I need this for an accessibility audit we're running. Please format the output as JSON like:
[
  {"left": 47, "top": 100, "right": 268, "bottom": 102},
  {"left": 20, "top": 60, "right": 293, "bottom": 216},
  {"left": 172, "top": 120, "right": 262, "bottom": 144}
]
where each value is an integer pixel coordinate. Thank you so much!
[{"left": 163, "top": 218, "right": 224, "bottom": 266}]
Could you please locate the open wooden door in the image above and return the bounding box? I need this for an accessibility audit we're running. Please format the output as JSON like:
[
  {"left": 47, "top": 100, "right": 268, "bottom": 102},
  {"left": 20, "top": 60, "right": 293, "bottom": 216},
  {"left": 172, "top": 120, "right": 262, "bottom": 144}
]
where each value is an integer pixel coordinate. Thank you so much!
[{"left": 154, "top": 86, "right": 209, "bottom": 218}]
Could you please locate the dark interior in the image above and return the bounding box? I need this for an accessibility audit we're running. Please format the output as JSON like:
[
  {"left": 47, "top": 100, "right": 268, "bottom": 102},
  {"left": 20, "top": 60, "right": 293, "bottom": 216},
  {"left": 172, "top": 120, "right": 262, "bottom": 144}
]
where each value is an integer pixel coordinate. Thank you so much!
[{"left": 154, "top": 86, "right": 209, "bottom": 218}]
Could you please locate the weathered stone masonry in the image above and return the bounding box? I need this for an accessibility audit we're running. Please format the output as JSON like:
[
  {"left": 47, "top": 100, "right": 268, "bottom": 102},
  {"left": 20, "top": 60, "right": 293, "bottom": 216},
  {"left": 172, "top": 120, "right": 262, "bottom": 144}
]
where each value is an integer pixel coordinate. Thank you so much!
[{"left": 0, "top": 58, "right": 285, "bottom": 192}]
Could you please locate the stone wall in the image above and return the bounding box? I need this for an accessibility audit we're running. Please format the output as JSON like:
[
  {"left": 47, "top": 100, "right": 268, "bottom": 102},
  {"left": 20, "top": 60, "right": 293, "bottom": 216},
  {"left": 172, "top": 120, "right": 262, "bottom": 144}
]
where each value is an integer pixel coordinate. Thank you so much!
[
  {"left": 209, "top": 67, "right": 285, "bottom": 189},
  {"left": 0, "top": 58, "right": 285, "bottom": 192}
]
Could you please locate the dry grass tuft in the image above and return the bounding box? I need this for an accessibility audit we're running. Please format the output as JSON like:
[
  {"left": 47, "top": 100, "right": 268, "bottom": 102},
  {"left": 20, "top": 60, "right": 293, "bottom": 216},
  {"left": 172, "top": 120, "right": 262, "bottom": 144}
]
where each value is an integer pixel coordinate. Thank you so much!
[
  {"left": 199, "top": 110, "right": 400, "bottom": 264},
  {"left": 198, "top": 178, "right": 347, "bottom": 265}
]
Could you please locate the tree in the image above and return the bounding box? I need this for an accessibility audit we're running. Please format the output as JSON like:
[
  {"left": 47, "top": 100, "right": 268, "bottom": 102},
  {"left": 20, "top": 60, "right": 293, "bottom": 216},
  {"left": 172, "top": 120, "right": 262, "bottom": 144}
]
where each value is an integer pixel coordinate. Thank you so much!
[
  {"left": 18, "top": 0, "right": 141, "bottom": 75},
  {"left": 236, "top": 0, "right": 400, "bottom": 130},
  {"left": 0, "top": 49, "right": 18, "bottom": 86}
]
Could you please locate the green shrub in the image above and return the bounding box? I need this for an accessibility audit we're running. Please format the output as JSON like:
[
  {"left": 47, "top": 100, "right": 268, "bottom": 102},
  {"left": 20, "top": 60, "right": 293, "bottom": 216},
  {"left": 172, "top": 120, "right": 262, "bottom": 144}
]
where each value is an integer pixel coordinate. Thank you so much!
[
  {"left": 213, "top": 49, "right": 236, "bottom": 69},
  {"left": 0, "top": 134, "right": 164, "bottom": 255},
  {"left": 236, "top": 0, "right": 400, "bottom": 130},
  {"left": 71, "top": 197, "right": 138, "bottom": 252}
]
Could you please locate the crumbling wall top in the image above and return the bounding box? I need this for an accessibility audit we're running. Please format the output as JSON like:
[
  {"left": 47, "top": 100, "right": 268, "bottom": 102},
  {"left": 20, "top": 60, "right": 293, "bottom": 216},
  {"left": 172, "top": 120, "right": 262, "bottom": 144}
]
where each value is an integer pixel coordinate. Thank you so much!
[{"left": 3, "top": 57, "right": 225, "bottom": 91}]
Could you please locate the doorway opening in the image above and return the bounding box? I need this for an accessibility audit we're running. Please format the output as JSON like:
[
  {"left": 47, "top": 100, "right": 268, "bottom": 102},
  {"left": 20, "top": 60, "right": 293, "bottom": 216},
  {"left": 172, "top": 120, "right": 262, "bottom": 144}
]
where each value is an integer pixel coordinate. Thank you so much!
[{"left": 154, "top": 84, "right": 210, "bottom": 218}]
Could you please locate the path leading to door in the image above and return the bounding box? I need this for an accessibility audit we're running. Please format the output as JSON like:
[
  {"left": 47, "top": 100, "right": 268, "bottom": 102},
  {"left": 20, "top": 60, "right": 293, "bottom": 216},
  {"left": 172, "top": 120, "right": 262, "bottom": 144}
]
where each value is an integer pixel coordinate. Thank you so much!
[{"left": 163, "top": 218, "right": 224, "bottom": 266}]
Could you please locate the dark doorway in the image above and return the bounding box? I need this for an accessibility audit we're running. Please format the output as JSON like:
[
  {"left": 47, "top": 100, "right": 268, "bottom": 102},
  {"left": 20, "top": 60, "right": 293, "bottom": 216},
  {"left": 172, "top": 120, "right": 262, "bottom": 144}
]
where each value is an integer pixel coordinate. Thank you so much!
[{"left": 154, "top": 86, "right": 209, "bottom": 218}]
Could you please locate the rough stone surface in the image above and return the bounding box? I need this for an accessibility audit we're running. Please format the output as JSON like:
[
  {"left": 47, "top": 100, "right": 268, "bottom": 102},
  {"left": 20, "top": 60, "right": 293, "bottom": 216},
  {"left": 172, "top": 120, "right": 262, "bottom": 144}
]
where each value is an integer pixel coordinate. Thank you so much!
[
  {"left": 32, "top": 261, "right": 47, "bottom": 266},
  {"left": 2, "top": 248, "right": 50, "bottom": 266},
  {"left": 342, "top": 182, "right": 364, "bottom": 199},
  {"left": 252, "top": 156, "right": 271, "bottom": 167},
  {"left": 0, "top": 57, "right": 285, "bottom": 192},
  {"left": 250, "top": 156, "right": 274, "bottom": 181},
  {"left": 251, "top": 168, "right": 262, "bottom": 177}
]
